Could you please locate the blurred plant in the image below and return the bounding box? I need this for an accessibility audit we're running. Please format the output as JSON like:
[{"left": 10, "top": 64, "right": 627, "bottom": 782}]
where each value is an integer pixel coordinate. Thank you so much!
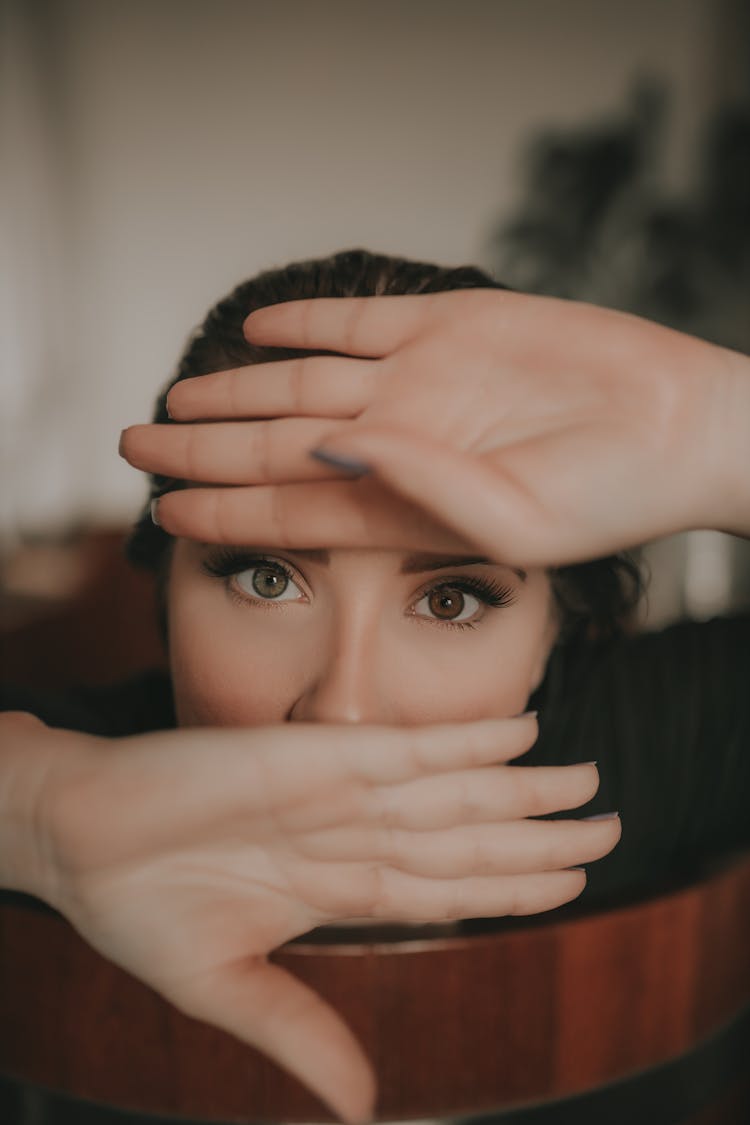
[{"left": 489, "top": 83, "right": 750, "bottom": 352}]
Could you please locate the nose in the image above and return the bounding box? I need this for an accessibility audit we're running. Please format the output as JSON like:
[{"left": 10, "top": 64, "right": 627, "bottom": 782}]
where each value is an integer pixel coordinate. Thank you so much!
[{"left": 288, "top": 628, "right": 391, "bottom": 724}]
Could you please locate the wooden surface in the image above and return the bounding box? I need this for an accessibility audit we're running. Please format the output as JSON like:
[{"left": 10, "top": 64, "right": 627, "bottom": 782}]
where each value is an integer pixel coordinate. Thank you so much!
[{"left": 2, "top": 852, "right": 749, "bottom": 1122}]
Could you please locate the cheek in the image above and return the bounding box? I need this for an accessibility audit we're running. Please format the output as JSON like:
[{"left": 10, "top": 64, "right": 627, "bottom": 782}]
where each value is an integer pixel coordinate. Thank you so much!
[
  {"left": 392, "top": 599, "right": 554, "bottom": 724},
  {"left": 396, "top": 639, "right": 540, "bottom": 723},
  {"left": 168, "top": 599, "right": 303, "bottom": 727}
]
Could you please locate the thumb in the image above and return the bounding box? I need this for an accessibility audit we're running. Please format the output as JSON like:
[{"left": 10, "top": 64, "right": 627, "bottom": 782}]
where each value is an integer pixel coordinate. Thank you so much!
[
  {"left": 172, "top": 958, "right": 376, "bottom": 1125},
  {"left": 313, "top": 427, "right": 527, "bottom": 562}
]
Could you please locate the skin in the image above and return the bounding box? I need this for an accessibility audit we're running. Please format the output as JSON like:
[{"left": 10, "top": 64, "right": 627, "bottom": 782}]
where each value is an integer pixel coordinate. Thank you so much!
[
  {"left": 18, "top": 289, "right": 746, "bottom": 1122},
  {"left": 167, "top": 541, "right": 558, "bottom": 729},
  {"left": 122, "top": 290, "right": 750, "bottom": 558},
  {"left": 5, "top": 710, "right": 605, "bottom": 1124}
]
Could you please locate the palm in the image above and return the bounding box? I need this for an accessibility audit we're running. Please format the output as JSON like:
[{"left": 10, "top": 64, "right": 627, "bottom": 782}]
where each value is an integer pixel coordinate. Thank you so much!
[{"left": 120, "top": 289, "right": 732, "bottom": 563}]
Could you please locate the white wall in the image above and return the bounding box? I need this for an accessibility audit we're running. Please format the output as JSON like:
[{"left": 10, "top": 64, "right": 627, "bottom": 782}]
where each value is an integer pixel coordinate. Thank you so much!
[{"left": 2, "top": 0, "right": 732, "bottom": 540}]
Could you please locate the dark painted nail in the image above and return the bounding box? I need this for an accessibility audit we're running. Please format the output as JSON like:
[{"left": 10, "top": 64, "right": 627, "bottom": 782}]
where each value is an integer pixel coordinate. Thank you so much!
[
  {"left": 310, "top": 448, "right": 371, "bottom": 476},
  {"left": 581, "top": 811, "right": 619, "bottom": 821}
]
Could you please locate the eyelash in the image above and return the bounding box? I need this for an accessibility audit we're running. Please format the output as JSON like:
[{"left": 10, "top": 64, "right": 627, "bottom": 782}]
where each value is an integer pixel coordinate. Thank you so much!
[
  {"left": 201, "top": 549, "right": 517, "bottom": 629},
  {"left": 202, "top": 551, "right": 299, "bottom": 611}
]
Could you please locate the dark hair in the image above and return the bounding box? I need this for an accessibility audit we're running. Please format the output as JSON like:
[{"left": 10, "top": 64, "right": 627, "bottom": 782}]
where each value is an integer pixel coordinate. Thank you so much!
[{"left": 126, "top": 248, "right": 644, "bottom": 642}]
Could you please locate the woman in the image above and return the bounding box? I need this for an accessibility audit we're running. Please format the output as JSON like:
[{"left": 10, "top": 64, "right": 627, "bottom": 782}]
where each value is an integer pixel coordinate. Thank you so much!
[
  {"left": 3, "top": 249, "right": 748, "bottom": 1122},
  {"left": 122, "top": 247, "right": 748, "bottom": 905}
]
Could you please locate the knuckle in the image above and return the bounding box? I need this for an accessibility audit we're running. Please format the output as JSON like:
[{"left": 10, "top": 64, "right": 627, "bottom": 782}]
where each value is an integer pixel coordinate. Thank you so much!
[
  {"left": 254, "top": 422, "right": 272, "bottom": 483},
  {"left": 375, "top": 787, "right": 400, "bottom": 830},
  {"left": 458, "top": 775, "right": 480, "bottom": 822},
  {"left": 369, "top": 864, "right": 393, "bottom": 917},
  {"left": 447, "top": 881, "right": 465, "bottom": 922},
  {"left": 212, "top": 490, "right": 239, "bottom": 544},
  {"left": 268, "top": 487, "right": 293, "bottom": 548},
  {"left": 290, "top": 357, "right": 307, "bottom": 413},
  {"left": 184, "top": 424, "right": 202, "bottom": 480},
  {"left": 378, "top": 824, "right": 399, "bottom": 864},
  {"left": 514, "top": 767, "right": 544, "bottom": 817},
  {"left": 227, "top": 370, "right": 243, "bottom": 416}
]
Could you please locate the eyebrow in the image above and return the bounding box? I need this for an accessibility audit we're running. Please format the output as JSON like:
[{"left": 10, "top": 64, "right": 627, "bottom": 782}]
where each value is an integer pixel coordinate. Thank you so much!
[
  {"left": 399, "top": 554, "right": 527, "bottom": 581},
  {"left": 202, "top": 545, "right": 526, "bottom": 582}
]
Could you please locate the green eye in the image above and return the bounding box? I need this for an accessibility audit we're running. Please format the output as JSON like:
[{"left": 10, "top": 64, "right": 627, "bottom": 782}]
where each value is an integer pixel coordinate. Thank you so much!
[
  {"left": 235, "top": 564, "right": 303, "bottom": 602},
  {"left": 251, "top": 567, "right": 288, "bottom": 598}
]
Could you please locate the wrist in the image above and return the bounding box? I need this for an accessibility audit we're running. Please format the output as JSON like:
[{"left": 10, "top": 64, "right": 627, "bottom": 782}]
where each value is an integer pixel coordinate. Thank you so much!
[
  {"left": 709, "top": 348, "right": 750, "bottom": 537},
  {"left": 0, "top": 713, "right": 88, "bottom": 906}
]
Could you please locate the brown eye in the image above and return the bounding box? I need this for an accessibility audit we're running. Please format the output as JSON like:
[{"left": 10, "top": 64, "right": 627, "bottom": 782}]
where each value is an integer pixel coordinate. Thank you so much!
[
  {"left": 428, "top": 587, "right": 466, "bottom": 620},
  {"left": 413, "top": 583, "right": 483, "bottom": 625}
]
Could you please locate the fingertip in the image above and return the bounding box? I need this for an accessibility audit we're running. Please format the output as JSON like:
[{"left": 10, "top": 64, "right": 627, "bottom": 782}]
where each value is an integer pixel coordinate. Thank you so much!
[
  {"left": 118, "top": 427, "right": 130, "bottom": 458},
  {"left": 243, "top": 302, "right": 297, "bottom": 343},
  {"left": 242, "top": 307, "right": 264, "bottom": 339},
  {"left": 337, "top": 1071, "right": 377, "bottom": 1125},
  {"left": 119, "top": 425, "right": 148, "bottom": 464},
  {"left": 150, "top": 493, "right": 178, "bottom": 536}
]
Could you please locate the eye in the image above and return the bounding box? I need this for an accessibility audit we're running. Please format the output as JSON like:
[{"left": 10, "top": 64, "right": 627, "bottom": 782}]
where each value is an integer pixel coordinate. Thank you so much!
[
  {"left": 410, "top": 576, "right": 517, "bottom": 629},
  {"left": 201, "top": 550, "right": 306, "bottom": 605},
  {"left": 414, "top": 585, "right": 480, "bottom": 624},
  {"left": 235, "top": 563, "right": 303, "bottom": 602}
]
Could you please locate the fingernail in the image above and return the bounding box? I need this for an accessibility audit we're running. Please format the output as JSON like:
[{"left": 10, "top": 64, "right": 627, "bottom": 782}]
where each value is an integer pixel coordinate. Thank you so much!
[
  {"left": 519, "top": 710, "right": 538, "bottom": 719},
  {"left": 581, "top": 810, "right": 619, "bottom": 821},
  {"left": 150, "top": 498, "right": 160, "bottom": 527},
  {"left": 581, "top": 760, "right": 598, "bottom": 767},
  {"left": 165, "top": 397, "right": 173, "bottom": 420},
  {"left": 568, "top": 866, "right": 587, "bottom": 873},
  {"left": 310, "top": 448, "right": 371, "bottom": 476},
  {"left": 118, "top": 428, "right": 128, "bottom": 456}
]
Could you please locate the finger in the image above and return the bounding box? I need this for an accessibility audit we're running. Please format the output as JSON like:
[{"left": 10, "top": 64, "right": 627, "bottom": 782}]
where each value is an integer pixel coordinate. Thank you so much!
[
  {"left": 120, "top": 419, "right": 350, "bottom": 484},
  {"left": 246, "top": 717, "right": 541, "bottom": 836},
  {"left": 166, "top": 356, "right": 378, "bottom": 421},
  {"left": 154, "top": 478, "right": 468, "bottom": 552},
  {"left": 257, "top": 716, "right": 540, "bottom": 813},
  {"left": 376, "top": 763, "right": 600, "bottom": 831},
  {"left": 171, "top": 960, "right": 374, "bottom": 1125},
  {"left": 300, "top": 815, "right": 620, "bottom": 876},
  {"left": 372, "top": 867, "right": 588, "bottom": 921},
  {"left": 309, "top": 427, "right": 547, "bottom": 566},
  {"left": 243, "top": 293, "right": 444, "bottom": 356}
]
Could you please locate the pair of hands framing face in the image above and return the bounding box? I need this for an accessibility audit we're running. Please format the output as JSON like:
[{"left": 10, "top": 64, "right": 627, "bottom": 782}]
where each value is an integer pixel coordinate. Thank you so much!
[
  {"left": 118, "top": 290, "right": 750, "bottom": 1119},
  {"left": 123, "top": 289, "right": 750, "bottom": 560},
  {"left": 8, "top": 292, "right": 747, "bottom": 1123}
]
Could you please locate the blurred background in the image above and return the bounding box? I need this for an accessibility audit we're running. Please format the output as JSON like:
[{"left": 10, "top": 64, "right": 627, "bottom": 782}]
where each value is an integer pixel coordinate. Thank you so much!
[{"left": 2, "top": 0, "right": 749, "bottom": 675}]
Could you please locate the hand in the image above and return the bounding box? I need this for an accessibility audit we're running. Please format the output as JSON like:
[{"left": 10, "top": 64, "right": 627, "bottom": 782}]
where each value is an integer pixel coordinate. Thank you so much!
[
  {"left": 121, "top": 290, "right": 750, "bottom": 565},
  {"left": 0, "top": 712, "right": 615, "bottom": 1121}
]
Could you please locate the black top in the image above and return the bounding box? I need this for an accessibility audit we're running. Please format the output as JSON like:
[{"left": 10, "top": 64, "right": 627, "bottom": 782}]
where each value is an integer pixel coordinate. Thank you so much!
[{"left": 2, "top": 613, "right": 749, "bottom": 907}]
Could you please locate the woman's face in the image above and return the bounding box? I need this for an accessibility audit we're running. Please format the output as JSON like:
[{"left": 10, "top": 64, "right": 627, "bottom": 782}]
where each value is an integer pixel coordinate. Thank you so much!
[{"left": 167, "top": 540, "right": 558, "bottom": 727}]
